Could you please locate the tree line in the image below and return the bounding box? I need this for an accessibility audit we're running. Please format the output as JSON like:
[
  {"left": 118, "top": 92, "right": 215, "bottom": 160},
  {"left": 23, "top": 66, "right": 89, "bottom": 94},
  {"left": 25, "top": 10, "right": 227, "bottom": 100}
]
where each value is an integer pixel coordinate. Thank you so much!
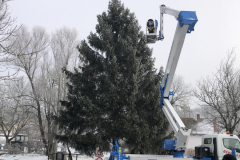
[{"left": 0, "top": 0, "right": 80, "bottom": 154}]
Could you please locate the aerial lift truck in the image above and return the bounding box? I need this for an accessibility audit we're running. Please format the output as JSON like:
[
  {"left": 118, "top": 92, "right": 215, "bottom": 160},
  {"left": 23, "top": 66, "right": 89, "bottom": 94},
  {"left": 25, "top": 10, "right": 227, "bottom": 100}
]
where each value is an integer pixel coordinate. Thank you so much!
[{"left": 109, "top": 4, "right": 240, "bottom": 160}]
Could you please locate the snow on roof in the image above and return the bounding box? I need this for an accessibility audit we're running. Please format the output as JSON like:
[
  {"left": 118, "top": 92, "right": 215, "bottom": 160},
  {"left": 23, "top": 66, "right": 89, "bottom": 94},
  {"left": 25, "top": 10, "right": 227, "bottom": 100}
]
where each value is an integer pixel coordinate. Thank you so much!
[{"left": 191, "top": 119, "right": 215, "bottom": 135}]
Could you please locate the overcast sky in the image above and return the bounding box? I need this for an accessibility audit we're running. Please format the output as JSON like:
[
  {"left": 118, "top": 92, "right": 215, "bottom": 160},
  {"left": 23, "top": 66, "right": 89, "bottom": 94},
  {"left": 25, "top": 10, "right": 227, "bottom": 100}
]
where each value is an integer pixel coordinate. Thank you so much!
[{"left": 8, "top": 0, "right": 240, "bottom": 86}]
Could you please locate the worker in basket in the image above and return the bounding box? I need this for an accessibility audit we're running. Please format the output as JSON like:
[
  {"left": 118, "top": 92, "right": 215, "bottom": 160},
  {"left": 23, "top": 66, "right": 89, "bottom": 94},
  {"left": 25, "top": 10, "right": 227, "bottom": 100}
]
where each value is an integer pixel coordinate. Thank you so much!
[{"left": 147, "top": 19, "right": 155, "bottom": 33}]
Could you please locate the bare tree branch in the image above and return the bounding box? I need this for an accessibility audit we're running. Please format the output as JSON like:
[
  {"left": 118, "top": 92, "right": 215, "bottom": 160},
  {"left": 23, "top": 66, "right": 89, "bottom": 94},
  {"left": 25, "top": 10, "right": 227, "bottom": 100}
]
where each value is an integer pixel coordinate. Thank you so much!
[{"left": 194, "top": 49, "right": 240, "bottom": 134}]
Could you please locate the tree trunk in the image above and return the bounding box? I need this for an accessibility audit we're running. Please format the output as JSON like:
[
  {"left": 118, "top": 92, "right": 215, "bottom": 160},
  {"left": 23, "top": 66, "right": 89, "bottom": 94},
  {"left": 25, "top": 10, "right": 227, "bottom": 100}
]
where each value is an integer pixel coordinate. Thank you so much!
[
  {"left": 67, "top": 143, "right": 72, "bottom": 160},
  {"left": 54, "top": 76, "right": 62, "bottom": 155},
  {"left": 29, "top": 77, "right": 48, "bottom": 155},
  {"left": 6, "top": 137, "right": 10, "bottom": 145}
]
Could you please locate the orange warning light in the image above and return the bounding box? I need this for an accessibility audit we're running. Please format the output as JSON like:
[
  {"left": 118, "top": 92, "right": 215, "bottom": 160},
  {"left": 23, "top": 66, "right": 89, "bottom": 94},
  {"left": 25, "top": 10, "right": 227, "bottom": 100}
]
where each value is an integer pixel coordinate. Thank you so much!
[{"left": 226, "top": 131, "right": 230, "bottom": 134}]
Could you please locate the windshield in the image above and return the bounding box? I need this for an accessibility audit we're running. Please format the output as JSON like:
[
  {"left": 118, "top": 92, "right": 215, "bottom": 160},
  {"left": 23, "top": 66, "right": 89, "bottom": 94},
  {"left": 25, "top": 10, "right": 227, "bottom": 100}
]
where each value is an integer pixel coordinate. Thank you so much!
[{"left": 223, "top": 138, "right": 240, "bottom": 153}]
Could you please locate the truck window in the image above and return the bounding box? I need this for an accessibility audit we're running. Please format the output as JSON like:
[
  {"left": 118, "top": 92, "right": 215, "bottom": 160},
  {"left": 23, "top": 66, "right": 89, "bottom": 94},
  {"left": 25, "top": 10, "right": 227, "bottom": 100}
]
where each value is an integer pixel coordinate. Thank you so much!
[
  {"left": 223, "top": 138, "right": 240, "bottom": 153},
  {"left": 15, "top": 136, "right": 20, "bottom": 141},
  {"left": 204, "top": 138, "right": 212, "bottom": 144}
]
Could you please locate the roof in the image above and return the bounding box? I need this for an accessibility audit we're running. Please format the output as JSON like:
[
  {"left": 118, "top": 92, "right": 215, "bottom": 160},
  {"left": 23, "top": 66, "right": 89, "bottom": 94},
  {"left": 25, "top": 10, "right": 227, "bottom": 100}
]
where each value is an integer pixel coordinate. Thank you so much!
[
  {"left": 181, "top": 117, "right": 197, "bottom": 129},
  {"left": 192, "top": 119, "right": 215, "bottom": 135},
  {"left": 181, "top": 117, "right": 215, "bottom": 135}
]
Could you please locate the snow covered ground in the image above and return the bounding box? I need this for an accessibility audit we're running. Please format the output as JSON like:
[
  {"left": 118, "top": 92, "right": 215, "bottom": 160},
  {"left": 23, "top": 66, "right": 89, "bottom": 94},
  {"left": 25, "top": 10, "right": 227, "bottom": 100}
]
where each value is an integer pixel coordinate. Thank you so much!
[
  {"left": 0, "top": 143, "right": 111, "bottom": 160},
  {"left": 0, "top": 154, "right": 48, "bottom": 160},
  {"left": 0, "top": 153, "right": 106, "bottom": 160}
]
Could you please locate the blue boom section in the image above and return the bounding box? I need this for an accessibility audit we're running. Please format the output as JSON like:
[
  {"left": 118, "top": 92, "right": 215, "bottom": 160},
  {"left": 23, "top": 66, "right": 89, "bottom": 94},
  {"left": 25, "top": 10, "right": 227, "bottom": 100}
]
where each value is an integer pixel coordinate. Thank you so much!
[
  {"left": 162, "top": 139, "right": 184, "bottom": 158},
  {"left": 109, "top": 140, "right": 129, "bottom": 160},
  {"left": 178, "top": 11, "right": 198, "bottom": 33},
  {"left": 162, "top": 139, "right": 175, "bottom": 150},
  {"left": 160, "top": 74, "right": 174, "bottom": 109},
  {"left": 155, "top": 19, "right": 158, "bottom": 29}
]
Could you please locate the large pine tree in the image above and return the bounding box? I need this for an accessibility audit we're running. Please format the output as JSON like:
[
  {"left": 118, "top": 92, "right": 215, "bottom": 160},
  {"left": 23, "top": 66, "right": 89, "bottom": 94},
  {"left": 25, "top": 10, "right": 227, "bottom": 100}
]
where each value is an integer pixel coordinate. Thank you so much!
[{"left": 54, "top": 0, "right": 170, "bottom": 155}]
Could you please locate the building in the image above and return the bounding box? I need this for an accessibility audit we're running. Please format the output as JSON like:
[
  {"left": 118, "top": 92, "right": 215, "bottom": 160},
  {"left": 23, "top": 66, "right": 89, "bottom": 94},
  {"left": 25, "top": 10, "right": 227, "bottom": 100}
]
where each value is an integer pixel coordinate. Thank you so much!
[{"left": 181, "top": 114, "right": 217, "bottom": 149}]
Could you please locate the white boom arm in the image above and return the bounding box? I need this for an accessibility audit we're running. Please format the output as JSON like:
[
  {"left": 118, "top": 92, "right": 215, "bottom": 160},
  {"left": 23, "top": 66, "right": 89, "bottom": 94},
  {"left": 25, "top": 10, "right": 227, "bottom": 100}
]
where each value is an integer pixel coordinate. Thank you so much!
[
  {"left": 159, "top": 5, "right": 180, "bottom": 40},
  {"left": 158, "top": 5, "right": 198, "bottom": 151}
]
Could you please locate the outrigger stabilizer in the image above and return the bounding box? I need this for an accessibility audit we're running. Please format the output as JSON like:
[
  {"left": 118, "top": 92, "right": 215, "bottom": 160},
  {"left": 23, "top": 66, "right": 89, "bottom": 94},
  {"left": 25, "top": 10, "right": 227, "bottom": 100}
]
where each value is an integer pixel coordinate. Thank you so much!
[{"left": 109, "top": 140, "right": 129, "bottom": 160}]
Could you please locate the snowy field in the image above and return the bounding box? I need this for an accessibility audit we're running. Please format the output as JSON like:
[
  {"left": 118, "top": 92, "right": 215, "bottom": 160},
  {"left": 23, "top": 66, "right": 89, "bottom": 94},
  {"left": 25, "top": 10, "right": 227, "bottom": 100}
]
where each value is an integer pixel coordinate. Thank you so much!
[
  {"left": 0, "top": 154, "right": 48, "bottom": 160},
  {"left": 0, "top": 154, "right": 105, "bottom": 160}
]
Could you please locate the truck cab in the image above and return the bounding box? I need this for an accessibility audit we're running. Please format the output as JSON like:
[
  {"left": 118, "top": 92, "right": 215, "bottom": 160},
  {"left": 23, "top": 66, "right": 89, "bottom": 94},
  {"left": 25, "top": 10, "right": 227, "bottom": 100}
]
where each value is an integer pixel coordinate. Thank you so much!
[{"left": 200, "top": 134, "right": 240, "bottom": 160}]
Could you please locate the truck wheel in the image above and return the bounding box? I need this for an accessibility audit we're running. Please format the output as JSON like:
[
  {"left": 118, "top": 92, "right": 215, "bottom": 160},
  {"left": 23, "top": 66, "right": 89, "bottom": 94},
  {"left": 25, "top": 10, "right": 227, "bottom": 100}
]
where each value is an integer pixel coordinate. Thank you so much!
[{"left": 222, "top": 154, "right": 236, "bottom": 160}]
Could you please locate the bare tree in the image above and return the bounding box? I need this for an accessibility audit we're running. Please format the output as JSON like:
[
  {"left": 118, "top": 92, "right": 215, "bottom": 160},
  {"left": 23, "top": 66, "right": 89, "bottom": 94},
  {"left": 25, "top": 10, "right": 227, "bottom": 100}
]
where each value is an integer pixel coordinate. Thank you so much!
[
  {"left": 26, "top": 27, "right": 80, "bottom": 155},
  {"left": 36, "top": 53, "right": 57, "bottom": 155},
  {"left": 0, "top": 0, "right": 19, "bottom": 52},
  {"left": 170, "top": 75, "right": 193, "bottom": 117},
  {"left": 194, "top": 50, "right": 240, "bottom": 134},
  {"left": 4, "top": 26, "right": 80, "bottom": 155},
  {"left": 0, "top": 0, "right": 21, "bottom": 80},
  {"left": 0, "top": 79, "right": 32, "bottom": 145},
  {"left": 51, "top": 27, "right": 80, "bottom": 71},
  {"left": 50, "top": 27, "right": 80, "bottom": 155},
  {"left": 8, "top": 25, "right": 50, "bottom": 153}
]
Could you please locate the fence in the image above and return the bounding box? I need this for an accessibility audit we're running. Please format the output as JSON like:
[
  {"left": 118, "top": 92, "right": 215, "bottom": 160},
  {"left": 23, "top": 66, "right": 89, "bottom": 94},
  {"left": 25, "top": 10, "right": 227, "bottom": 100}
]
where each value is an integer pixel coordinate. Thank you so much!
[{"left": 48, "top": 152, "right": 81, "bottom": 160}]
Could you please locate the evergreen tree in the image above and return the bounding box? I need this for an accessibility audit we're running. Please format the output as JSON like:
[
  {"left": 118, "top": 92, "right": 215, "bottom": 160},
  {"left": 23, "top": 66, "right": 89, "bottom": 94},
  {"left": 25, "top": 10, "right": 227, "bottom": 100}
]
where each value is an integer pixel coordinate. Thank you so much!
[{"left": 54, "top": 0, "right": 170, "bottom": 155}]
